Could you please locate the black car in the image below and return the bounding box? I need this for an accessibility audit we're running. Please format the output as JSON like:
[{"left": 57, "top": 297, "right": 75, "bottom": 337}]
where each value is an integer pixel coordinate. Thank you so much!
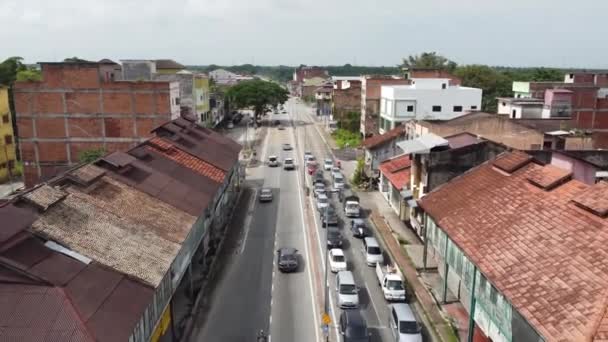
[
  {"left": 327, "top": 228, "right": 343, "bottom": 248},
  {"left": 314, "top": 171, "right": 325, "bottom": 184},
  {"left": 277, "top": 247, "right": 299, "bottom": 272},
  {"left": 339, "top": 310, "right": 370, "bottom": 342},
  {"left": 273, "top": 119, "right": 281, "bottom": 126},
  {"left": 321, "top": 206, "right": 339, "bottom": 227},
  {"left": 350, "top": 219, "right": 368, "bottom": 238}
]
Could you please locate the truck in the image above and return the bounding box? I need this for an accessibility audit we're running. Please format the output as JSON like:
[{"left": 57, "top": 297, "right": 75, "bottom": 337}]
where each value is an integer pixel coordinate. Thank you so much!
[
  {"left": 376, "top": 263, "right": 406, "bottom": 301},
  {"left": 343, "top": 194, "right": 360, "bottom": 218}
]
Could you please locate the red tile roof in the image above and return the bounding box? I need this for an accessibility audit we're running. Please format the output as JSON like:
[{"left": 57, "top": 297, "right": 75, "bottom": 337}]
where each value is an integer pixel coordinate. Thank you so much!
[
  {"left": 147, "top": 137, "right": 226, "bottom": 183},
  {"left": 362, "top": 125, "right": 405, "bottom": 149},
  {"left": 419, "top": 152, "right": 608, "bottom": 341},
  {"left": 379, "top": 155, "right": 411, "bottom": 190}
]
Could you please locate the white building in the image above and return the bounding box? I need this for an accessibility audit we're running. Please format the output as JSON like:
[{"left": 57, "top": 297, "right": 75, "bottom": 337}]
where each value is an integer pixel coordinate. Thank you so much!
[
  {"left": 209, "top": 69, "right": 254, "bottom": 85},
  {"left": 378, "top": 79, "right": 482, "bottom": 134}
]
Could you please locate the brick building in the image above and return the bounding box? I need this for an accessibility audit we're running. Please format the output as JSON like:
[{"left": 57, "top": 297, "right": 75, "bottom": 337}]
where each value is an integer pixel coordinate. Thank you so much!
[
  {"left": 293, "top": 66, "right": 328, "bottom": 83},
  {"left": 331, "top": 77, "right": 361, "bottom": 124},
  {"left": 14, "top": 62, "right": 180, "bottom": 187},
  {"left": 360, "top": 75, "right": 409, "bottom": 137}
]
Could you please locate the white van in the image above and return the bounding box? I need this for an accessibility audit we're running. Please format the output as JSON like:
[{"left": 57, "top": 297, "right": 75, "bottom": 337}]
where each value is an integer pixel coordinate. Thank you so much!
[
  {"left": 336, "top": 271, "right": 359, "bottom": 309},
  {"left": 389, "top": 304, "right": 422, "bottom": 342},
  {"left": 362, "top": 237, "right": 383, "bottom": 266},
  {"left": 333, "top": 173, "right": 345, "bottom": 191}
]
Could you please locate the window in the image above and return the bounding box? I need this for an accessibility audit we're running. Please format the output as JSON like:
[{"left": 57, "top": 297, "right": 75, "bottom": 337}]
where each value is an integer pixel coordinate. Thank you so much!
[
  {"left": 0, "top": 163, "right": 5, "bottom": 169},
  {"left": 2, "top": 115, "right": 8, "bottom": 124},
  {"left": 4, "top": 135, "right": 12, "bottom": 145},
  {"left": 407, "top": 105, "right": 414, "bottom": 112},
  {"left": 569, "top": 73, "right": 574, "bottom": 79},
  {"left": 471, "top": 105, "right": 478, "bottom": 110},
  {"left": 432, "top": 106, "right": 441, "bottom": 112},
  {"left": 8, "top": 160, "right": 14, "bottom": 169},
  {"left": 453, "top": 106, "right": 463, "bottom": 112},
  {"left": 502, "top": 102, "right": 506, "bottom": 106},
  {"left": 490, "top": 285, "right": 498, "bottom": 304},
  {"left": 442, "top": 83, "right": 447, "bottom": 89},
  {"left": 175, "top": 98, "right": 180, "bottom": 105}
]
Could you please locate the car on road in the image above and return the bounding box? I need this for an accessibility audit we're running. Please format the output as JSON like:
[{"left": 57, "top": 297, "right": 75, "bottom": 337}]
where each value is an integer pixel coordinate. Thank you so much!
[
  {"left": 281, "top": 110, "right": 287, "bottom": 113},
  {"left": 283, "top": 158, "right": 295, "bottom": 170},
  {"left": 336, "top": 271, "right": 359, "bottom": 309},
  {"left": 278, "top": 125, "right": 285, "bottom": 130},
  {"left": 321, "top": 206, "right": 340, "bottom": 227},
  {"left": 305, "top": 155, "right": 316, "bottom": 166},
  {"left": 316, "top": 194, "right": 330, "bottom": 212},
  {"left": 268, "top": 155, "right": 279, "bottom": 167},
  {"left": 324, "top": 158, "right": 333, "bottom": 171},
  {"left": 331, "top": 167, "right": 342, "bottom": 179},
  {"left": 339, "top": 310, "right": 370, "bottom": 342},
  {"left": 362, "top": 237, "right": 384, "bottom": 266},
  {"left": 307, "top": 161, "right": 318, "bottom": 175},
  {"left": 327, "top": 227, "right": 343, "bottom": 248},
  {"left": 303, "top": 151, "right": 313, "bottom": 162},
  {"left": 282, "top": 143, "right": 292, "bottom": 151},
  {"left": 332, "top": 173, "right": 345, "bottom": 192},
  {"left": 389, "top": 304, "right": 423, "bottom": 342},
  {"left": 227, "top": 122, "right": 234, "bottom": 129},
  {"left": 273, "top": 119, "right": 281, "bottom": 126},
  {"left": 276, "top": 247, "right": 299, "bottom": 273},
  {"left": 313, "top": 183, "right": 326, "bottom": 198},
  {"left": 350, "top": 219, "right": 369, "bottom": 238},
  {"left": 329, "top": 248, "right": 347, "bottom": 273},
  {"left": 259, "top": 188, "right": 273, "bottom": 202}
]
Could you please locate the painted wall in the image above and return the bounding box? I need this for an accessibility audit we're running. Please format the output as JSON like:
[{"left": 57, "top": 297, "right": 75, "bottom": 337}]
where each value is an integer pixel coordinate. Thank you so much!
[{"left": 0, "top": 87, "right": 17, "bottom": 182}]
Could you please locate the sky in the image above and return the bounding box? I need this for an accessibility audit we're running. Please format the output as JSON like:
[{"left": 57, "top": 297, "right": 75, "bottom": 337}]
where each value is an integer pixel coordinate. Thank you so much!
[{"left": 1, "top": 0, "right": 607, "bottom": 68}]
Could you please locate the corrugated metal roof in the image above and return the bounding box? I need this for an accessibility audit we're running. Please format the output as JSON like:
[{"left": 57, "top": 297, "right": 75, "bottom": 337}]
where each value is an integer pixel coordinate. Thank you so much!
[
  {"left": 0, "top": 204, "right": 37, "bottom": 243},
  {"left": 22, "top": 185, "right": 67, "bottom": 211}
]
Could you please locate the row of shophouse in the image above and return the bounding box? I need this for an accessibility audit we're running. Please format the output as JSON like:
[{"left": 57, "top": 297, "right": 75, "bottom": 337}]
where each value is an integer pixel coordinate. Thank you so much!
[
  {"left": 356, "top": 71, "right": 608, "bottom": 342},
  {"left": 0, "top": 118, "right": 242, "bottom": 342}
]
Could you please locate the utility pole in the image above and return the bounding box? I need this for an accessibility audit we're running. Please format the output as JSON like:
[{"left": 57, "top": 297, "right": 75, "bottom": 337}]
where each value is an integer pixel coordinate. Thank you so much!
[{"left": 323, "top": 203, "right": 330, "bottom": 342}]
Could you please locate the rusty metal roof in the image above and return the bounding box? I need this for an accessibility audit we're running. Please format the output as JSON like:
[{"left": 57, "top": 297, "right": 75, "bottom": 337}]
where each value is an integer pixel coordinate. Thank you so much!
[{"left": 0, "top": 204, "right": 38, "bottom": 243}]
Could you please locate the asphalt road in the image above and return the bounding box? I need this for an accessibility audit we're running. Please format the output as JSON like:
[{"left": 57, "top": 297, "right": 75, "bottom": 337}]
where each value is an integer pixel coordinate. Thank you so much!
[
  {"left": 288, "top": 98, "right": 395, "bottom": 342},
  {"left": 190, "top": 109, "right": 318, "bottom": 342}
]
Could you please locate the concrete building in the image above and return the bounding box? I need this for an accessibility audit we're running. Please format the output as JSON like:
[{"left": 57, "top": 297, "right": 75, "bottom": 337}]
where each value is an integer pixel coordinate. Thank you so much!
[
  {"left": 154, "top": 59, "right": 186, "bottom": 74},
  {"left": 315, "top": 82, "right": 333, "bottom": 116},
  {"left": 418, "top": 151, "right": 608, "bottom": 342},
  {"left": 0, "top": 117, "right": 241, "bottom": 342},
  {"left": 301, "top": 77, "right": 327, "bottom": 100},
  {"left": 209, "top": 69, "right": 254, "bottom": 86},
  {"left": 404, "top": 68, "right": 462, "bottom": 86},
  {"left": 331, "top": 77, "right": 362, "bottom": 125},
  {"left": 498, "top": 89, "right": 573, "bottom": 119},
  {"left": 360, "top": 75, "right": 409, "bottom": 137},
  {"left": 378, "top": 79, "right": 482, "bottom": 134},
  {"left": 361, "top": 124, "right": 406, "bottom": 176},
  {"left": 378, "top": 154, "right": 411, "bottom": 215},
  {"left": 293, "top": 66, "right": 328, "bottom": 83},
  {"left": 13, "top": 61, "right": 180, "bottom": 187},
  {"left": 0, "top": 86, "right": 18, "bottom": 182}
]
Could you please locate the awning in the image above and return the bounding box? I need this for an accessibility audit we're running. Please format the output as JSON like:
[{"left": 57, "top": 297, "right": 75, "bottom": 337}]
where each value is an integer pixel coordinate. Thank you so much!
[
  {"left": 406, "top": 199, "right": 418, "bottom": 208},
  {"left": 397, "top": 133, "right": 448, "bottom": 155}
]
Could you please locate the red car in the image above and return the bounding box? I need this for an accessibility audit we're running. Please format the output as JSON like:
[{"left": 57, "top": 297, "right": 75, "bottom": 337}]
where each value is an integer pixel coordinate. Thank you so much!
[{"left": 307, "top": 161, "right": 318, "bottom": 175}]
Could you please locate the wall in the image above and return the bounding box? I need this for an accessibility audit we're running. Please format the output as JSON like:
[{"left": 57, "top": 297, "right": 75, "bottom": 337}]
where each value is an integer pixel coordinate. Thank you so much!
[
  {"left": 122, "top": 61, "right": 156, "bottom": 80},
  {"left": 368, "top": 140, "right": 405, "bottom": 171},
  {"left": 0, "top": 87, "right": 18, "bottom": 182},
  {"left": 360, "top": 77, "right": 408, "bottom": 137},
  {"left": 332, "top": 82, "right": 361, "bottom": 123},
  {"left": 154, "top": 73, "right": 192, "bottom": 120},
  {"left": 14, "top": 63, "right": 175, "bottom": 187}
]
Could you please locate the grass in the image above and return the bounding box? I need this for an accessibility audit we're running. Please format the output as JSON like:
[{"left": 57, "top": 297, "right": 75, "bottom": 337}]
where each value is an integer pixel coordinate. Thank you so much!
[{"left": 331, "top": 128, "right": 361, "bottom": 149}]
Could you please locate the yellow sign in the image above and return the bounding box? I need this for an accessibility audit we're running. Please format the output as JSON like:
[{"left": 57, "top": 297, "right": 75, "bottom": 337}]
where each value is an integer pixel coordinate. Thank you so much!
[{"left": 322, "top": 313, "right": 331, "bottom": 325}]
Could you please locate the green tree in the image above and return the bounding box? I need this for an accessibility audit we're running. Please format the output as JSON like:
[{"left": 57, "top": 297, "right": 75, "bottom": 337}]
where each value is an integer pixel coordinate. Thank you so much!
[
  {"left": 0, "top": 57, "right": 26, "bottom": 85},
  {"left": 351, "top": 158, "right": 365, "bottom": 187},
  {"left": 226, "top": 80, "right": 289, "bottom": 120},
  {"left": 64, "top": 57, "right": 90, "bottom": 63},
  {"left": 78, "top": 148, "right": 106, "bottom": 163},
  {"left": 16, "top": 69, "right": 42, "bottom": 82},
  {"left": 454, "top": 65, "right": 512, "bottom": 112},
  {"left": 400, "top": 52, "right": 457, "bottom": 72}
]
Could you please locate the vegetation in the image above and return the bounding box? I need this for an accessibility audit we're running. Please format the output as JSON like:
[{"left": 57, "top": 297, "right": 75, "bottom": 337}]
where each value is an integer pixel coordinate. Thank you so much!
[
  {"left": 78, "top": 148, "right": 106, "bottom": 163},
  {"left": 16, "top": 69, "right": 42, "bottom": 82},
  {"left": 351, "top": 158, "right": 365, "bottom": 186},
  {"left": 225, "top": 79, "right": 289, "bottom": 120},
  {"left": 332, "top": 128, "right": 361, "bottom": 149},
  {"left": 337, "top": 111, "right": 360, "bottom": 132},
  {"left": 0, "top": 57, "right": 26, "bottom": 86},
  {"left": 400, "top": 52, "right": 457, "bottom": 72}
]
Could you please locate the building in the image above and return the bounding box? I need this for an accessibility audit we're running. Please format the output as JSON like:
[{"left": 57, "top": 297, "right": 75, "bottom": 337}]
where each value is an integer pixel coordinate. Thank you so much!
[
  {"left": 331, "top": 76, "right": 362, "bottom": 125},
  {"left": 315, "top": 82, "right": 333, "bottom": 116},
  {"left": 397, "top": 132, "right": 506, "bottom": 238},
  {"left": 0, "top": 86, "right": 17, "bottom": 182},
  {"left": 293, "top": 66, "right": 328, "bottom": 83},
  {"left": 362, "top": 124, "right": 406, "bottom": 176},
  {"left": 0, "top": 117, "right": 241, "bottom": 342},
  {"left": 498, "top": 89, "right": 573, "bottom": 119},
  {"left": 404, "top": 67, "right": 462, "bottom": 86},
  {"left": 418, "top": 151, "right": 608, "bottom": 342},
  {"left": 526, "top": 149, "right": 608, "bottom": 184},
  {"left": 378, "top": 154, "right": 411, "bottom": 217},
  {"left": 154, "top": 59, "right": 186, "bottom": 74},
  {"left": 360, "top": 75, "right": 409, "bottom": 137},
  {"left": 13, "top": 61, "right": 180, "bottom": 187},
  {"left": 407, "top": 111, "right": 608, "bottom": 151},
  {"left": 378, "top": 79, "right": 482, "bottom": 134},
  {"left": 209, "top": 69, "right": 254, "bottom": 86},
  {"left": 301, "top": 77, "right": 327, "bottom": 100}
]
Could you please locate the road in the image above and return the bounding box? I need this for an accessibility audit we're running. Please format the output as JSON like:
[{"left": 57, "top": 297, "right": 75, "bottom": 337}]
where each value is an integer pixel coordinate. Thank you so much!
[
  {"left": 288, "top": 97, "right": 395, "bottom": 342},
  {"left": 190, "top": 109, "right": 319, "bottom": 342}
]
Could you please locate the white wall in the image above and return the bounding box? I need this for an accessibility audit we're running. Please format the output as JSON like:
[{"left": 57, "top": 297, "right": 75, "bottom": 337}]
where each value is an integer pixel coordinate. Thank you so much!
[
  {"left": 380, "top": 84, "right": 481, "bottom": 122},
  {"left": 170, "top": 82, "right": 181, "bottom": 119}
]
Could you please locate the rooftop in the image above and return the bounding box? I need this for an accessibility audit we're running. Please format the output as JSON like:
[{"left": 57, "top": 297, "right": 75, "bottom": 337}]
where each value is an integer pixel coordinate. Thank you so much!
[
  {"left": 362, "top": 125, "right": 405, "bottom": 149},
  {"left": 378, "top": 154, "right": 411, "bottom": 190},
  {"left": 154, "top": 59, "right": 185, "bottom": 70},
  {"left": 419, "top": 151, "right": 608, "bottom": 341}
]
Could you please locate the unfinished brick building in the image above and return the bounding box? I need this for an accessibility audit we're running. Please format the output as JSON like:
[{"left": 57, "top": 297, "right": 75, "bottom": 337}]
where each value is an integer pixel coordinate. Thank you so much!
[{"left": 14, "top": 62, "right": 181, "bottom": 187}]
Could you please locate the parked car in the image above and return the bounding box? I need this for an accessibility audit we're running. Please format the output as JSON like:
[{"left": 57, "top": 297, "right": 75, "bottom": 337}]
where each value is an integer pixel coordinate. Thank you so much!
[
  {"left": 350, "top": 219, "right": 369, "bottom": 238},
  {"left": 339, "top": 310, "right": 370, "bottom": 342},
  {"left": 321, "top": 206, "right": 340, "bottom": 227},
  {"left": 283, "top": 158, "right": 295, "bottom": 170},
  {"left": 389, "top": 304, "right": 423, "bottom": 342},
  {"left": 329, "top": 248, "right": 348, "bottom": 273},
  {"left": 282, "top": 143, "right": 292, "bottom": 151},
  {"left": 362, "top": 237, "right": 384, "bottom": 266},
  {"left": 276, "top": 247, "right": 299, "bottom": 273},
  {"left": 316, "top": 194, "right": 330, "bottom": 212},
  {"left": 327, "top": 227, "right": 343, "bottom": 248},
  {"left": 307, "top": 161, "right": 318, "bottom": 175},
  {"left": 268, "top": 155, "right": 279, "bottom": 167},
  {"left": 376, "top": 263, "right": 406, "bottom": 301},
  {"left": 259, "top": 188, "right": 273, "bottom": 202},
  {"left": 324, "top": 158, "right": 333, "bottom": 171}
]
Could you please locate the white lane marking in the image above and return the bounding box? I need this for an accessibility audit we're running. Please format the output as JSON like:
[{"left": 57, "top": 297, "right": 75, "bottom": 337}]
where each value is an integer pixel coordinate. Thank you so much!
[
  {"left": 239, "top": 189, "right": 258, "bottom": 254},
  {"left": 290, "top": 105, "right": 322, "bottom": 342},
  {"left": 300, "top": 105, "right": 336, "bottom": 159},
  {"left": 293, "top": 103, "right": 339, "bottom": 342}
]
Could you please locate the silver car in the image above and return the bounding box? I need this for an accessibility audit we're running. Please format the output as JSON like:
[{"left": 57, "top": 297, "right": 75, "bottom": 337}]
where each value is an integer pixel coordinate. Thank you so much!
[{"left": 259, "top": 188, "right": 273, "bottom": 202}]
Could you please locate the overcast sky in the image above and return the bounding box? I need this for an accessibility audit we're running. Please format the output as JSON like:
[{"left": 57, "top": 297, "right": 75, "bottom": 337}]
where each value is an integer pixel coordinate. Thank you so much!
[{"left": 1, "top": 0, "right": 607, "bottom": 68}]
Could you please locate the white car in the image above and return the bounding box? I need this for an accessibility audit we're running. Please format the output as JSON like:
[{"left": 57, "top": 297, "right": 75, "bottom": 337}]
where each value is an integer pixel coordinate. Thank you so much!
[
  {"left": 331, "top": 167, "right": 341, "bottom": 179},
  {"left": 324, "top": 158, "right": 333, "bottom": 171},
  {"left": 268, "top": 155, "right": 279, "bottom": 167},
  {"left": 329, "top": 249, "right": 347, "bottom": 273},
  {"left": 316, "top": 194, "right": 330, "bottom": 211},
  {"left": 283, "top": 158, "right": 295, "bottom": 170},
  {"left": 305, "top": 155, "right": 316, "bottom": 166}
]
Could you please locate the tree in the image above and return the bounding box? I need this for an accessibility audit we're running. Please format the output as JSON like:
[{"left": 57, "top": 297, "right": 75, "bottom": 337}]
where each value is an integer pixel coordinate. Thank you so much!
[
  {"left": 78, "top": 148, "right": 106, "bottom": 163},
  {"left": 226, "top": 80, "right": 289, "bottom": 120},
  {"left": 16, "top": 69, "right": 42, "bottom": 82},
  {"left": 351, "top": 158, "right": 365, "bottom": 187},
  {"left": 0, "top": 57, "right": 26, "bottom": 85},
  {"left": 454, "top": 65, "right": 512, "bottom": 112},
  {"left": 400, "top": 52, "right": 457, "bottom": 72},
  {"left": 64, "top": 57, "right": 90, "bottom": 63}
]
